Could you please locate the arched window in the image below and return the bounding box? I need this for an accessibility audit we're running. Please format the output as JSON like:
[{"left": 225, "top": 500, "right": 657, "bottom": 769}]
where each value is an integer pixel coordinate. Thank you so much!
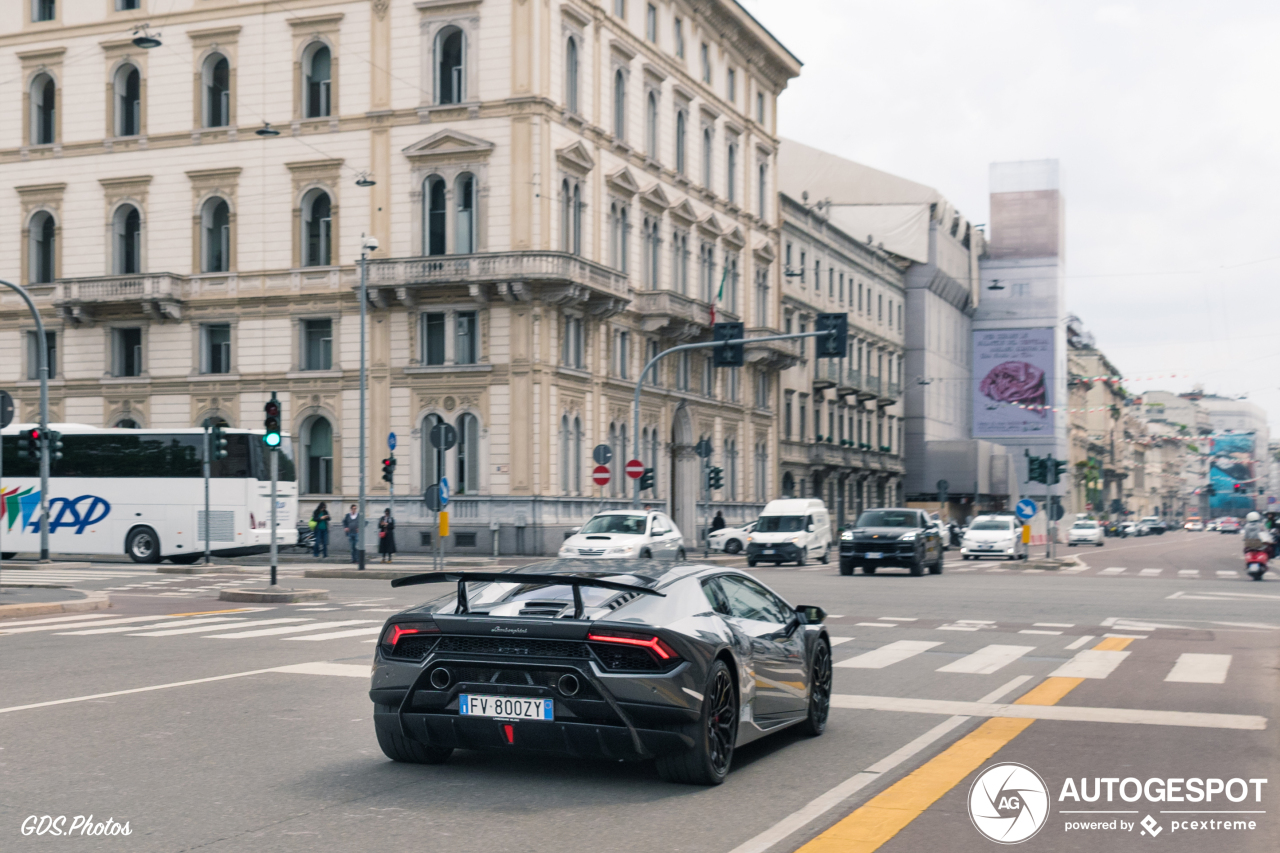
[
  {"left": 204, "top": 54, "right": 230, "bottom": 128},
  {"left": 424, "top": 413, "right": 445, "bottom": 489},
  {"left": 302, "top": 189, "right": 332, "bottom": 267},
  {"left": 560, "top": 415, "right": 571, "bottom": 494},
  {"left": 675, "top": 110, "right": 687, "bottom": 175},
  {"left": 726, "top": 142, "right": 737, "bottom": 203},
  {"left": 782, "top": 471, "right": 795, "bottom": 498},
  {"left": 116, "top": 419, "right": 140, "bottom": 429},
  {"left": 572, "top": 184, "right": 583, "bottom": 254},
  {"left": 437, "top": 27, "right": 465, "bottom": 105},
  {"left": 425, "top": 177, "right": 446, "bottom": 256},
  {"left": 29, "top": 211, "right": 56, "bottom": 284},
  {"left": 561, "top": 180, "right": 571, "bottom": 252},
  {"left": 613, "top": 69, "right": 626, "bottom": 139},
  {"left": 30, "top": 73, "right": 55, "bottom": 145},
  {"left": 113, "top": 204, "right": 142, "bottom": 275},
  {"left": 201, "top": 198, "right": 230, "bottom": 273},
  {"left": 114, "top": 64, "right": 141, "bottom": 137},
  {"left": 305, "top": 44, "right": 332, "bottom": 118},
  {"left": 702, "top": 128, "right": 713, "bottom": 187},
  {"left": 455, "top": 173, "right": 476, "bottom": 254},
  {"left": 456, "top": 413, "right": 479, "bottom": 494},
  {"left": 565, "top": 37, "right": 579, "bottom": 113},
  {"left": 305, "top": 417, "right": 334, "bottom": 494},
  {"left": 645, "top": 91, "right": 658, "bottom": 158}
]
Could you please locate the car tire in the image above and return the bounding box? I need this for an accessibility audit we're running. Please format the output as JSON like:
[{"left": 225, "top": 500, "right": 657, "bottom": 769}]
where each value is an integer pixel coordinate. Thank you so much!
[
  {"left": 929, "top": 552, "right": 943, "bottom": 575},
  {"left": 861, "top": 564, "right": 876, "bottom": 574},
  {"left": 126, "top": 526, "right": 162, "bottom": 563},
  {"left": 640, "top": 549, "right": 653, "bottom": 559},
  {"left": 796, "top": 549, "right": 807, "bottom": 567},
  {"left": 910, "top": 554, "right": 925, "bottom": 576},
  {"left": 374, "top": 706, "right": 453, "bottom": 764},
  {"left": 1096, "top": 542, "right": 1104, "bottom": 547},
  {"left": 800, "top": 641, "right": 832, "bottom": 737},
  {"left": 725, "top": 539, "right": 742, "bottom": 555},
  {"left": 820, "top": 546, "right": 830, "bottom": 565},
  {"left": 747, "top": 558, "right": 757, "bottom": 567},
  {"left": 839, "top": 560, "right": 854, "bottom": 576},
  {"left": 675, "top": 548, "right": 687, "bottom": 561},
  {"left": 655, "top": 659, "right": 737, "bottom": 785}
]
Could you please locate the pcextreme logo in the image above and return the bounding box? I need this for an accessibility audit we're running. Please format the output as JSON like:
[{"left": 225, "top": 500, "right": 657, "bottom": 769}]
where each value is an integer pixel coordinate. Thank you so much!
[
  {"left": 0, "top": 488, "right": 112, "bottom": 534},
  {"left": 969, "top": 763, "right": 1051, "bottom": 844}
]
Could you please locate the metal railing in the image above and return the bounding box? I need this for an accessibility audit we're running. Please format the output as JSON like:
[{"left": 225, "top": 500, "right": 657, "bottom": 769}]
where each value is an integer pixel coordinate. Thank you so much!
[
  {"left": 53, "top": 273, "right": 185, "bottom": 303},
  {"left": 366, "top": 251, "right": 630, "bottom": 297}
]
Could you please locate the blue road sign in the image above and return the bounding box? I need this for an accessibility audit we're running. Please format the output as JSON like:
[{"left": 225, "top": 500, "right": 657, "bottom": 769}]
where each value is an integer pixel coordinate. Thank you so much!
[
  {"left": 1015, "top": 498, "right": 1038, "bottom": 521},
  {"left": 388, "top": 432, "right": 397, "bottom": 450},
  {"left": 440, "top": 477, "right": 450, "bottom": 507}
]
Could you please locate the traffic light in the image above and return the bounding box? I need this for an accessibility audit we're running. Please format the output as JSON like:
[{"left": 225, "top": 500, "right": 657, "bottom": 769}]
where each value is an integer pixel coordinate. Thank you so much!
[
  {"left": 712, "top": 322, "right": 745, "bottom": 367},
  {"left": 708, "top": 467, "right": 724, "bottom": 490},
  {"left": 263, "top": 393, "right": 281, "bottom": 448},
  {"left": 1048, "top": 458, "right": 1066, "bottom": 486},
  {"left": 639, "top": 468, "right": 655, "bottom": 491},
  {"left": 48, "top": 430, "right": 63, "bottom": 461},
  {"left": 814, "top": 313, "right": 849, "bottom": 359},
  {"left": 1234, "top": 483, "right": 1244, "bottom": 493},
  {"left": 381, "top": 456, "right": 397, "bottom": 483},
  {"left": 1027, "top": 454, "right": 1047, "bottom": 484},
  {"left": 16, "top": 428, "right": 39, "bottom": 460},
  {"left": 1204, "top": 485, "right": 1216, "bottom": 497},
  {"left": 210, "top": 423, "right": 229, "bottom": 460}
]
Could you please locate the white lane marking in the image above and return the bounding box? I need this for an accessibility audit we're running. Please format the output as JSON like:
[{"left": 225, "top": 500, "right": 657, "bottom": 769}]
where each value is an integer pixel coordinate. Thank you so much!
[
  {"left": 828, "top": 637, "right": 854, "bottom": 646},
  {"left": 211, "top": 619, "right": 376, "bottom": 639},
  {"left": 285, "top": 627, "right": 383, "bottom": 641},
  {"left": 1019, "top": 629, "right": 1062, "bottom": 636},
  {"left": 958, "top": 620, "right": 995, "bottom": 624},
  {"left": 953, "top": 567, "right": 977, "bottom": 572},
  {"left": 58, "top": 617, "right": 247, "bottom": 635},
  {"left": 986, "top": 568, "right": 1009, "bottom": 572},
  {"left": 938, "top": 626, "right": 980, "bottom": 631},
  {"left": 937, "top": 644, "right": 1035, "bottom": 675},
  {"left": 726, "top": 675, "right": 1037, "bottom": 853},
  {"left": 1035, "top": 622, "right": 1075, "bottom": 628},
  {"left": 828, "top": 695, "right": 1265, "bottom": 730},
  {"left": 274, "top": 662, "right": 370, "bottom": 678},
  {"left": 131, "top": 618, "right": 313, "bottom": 637},
  {"left": 1216, "top": 570, "right": 1238, "bottom": 578},
  {"left": 1064, "top": 635, "right": 1095, "bottom": 650},
  {"left": 1063, "top": 565, "right": 1090, "bottom": 573},
  {"left": 878, "top": 617, "right": 917, "bottom": 622},
  {"left": 2, "top": 614, "right": 207, "bottom": 634},
  {"left": 835, "top": 640, "right": 942, "bottom": 669},
  {"left": 0, "top": 667, "right": 292, "bottom": 714},
  {"left": 0, "top": 612, "right": 118, "bottom": 627},
  {"left": 1179, "top": 569, "right": 1200, "bottom": 577},
  {"left": 1050, "top": 649, "right": 1131, "bottom": 679},
  {"left": 1140, "top": 569, "right": 1163, "bottom": 577},
  {"left": 1165, "top": 654, "right": 1232, "bottom": 684},
  {"left": 1101, "top": 567, "right": 1127, "bottom": 575},
  {"left": 855, "top": 622, "right": 896, "bottom": 628}
]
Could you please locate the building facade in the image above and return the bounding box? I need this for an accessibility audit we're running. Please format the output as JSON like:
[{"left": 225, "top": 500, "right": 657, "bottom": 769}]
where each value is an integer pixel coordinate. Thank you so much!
[{"left": 0, "top": 0, "right": 799, "bottom": 554}]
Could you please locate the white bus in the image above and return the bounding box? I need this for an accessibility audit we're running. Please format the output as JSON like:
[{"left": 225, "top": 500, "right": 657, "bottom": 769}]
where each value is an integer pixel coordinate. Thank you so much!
[{"left": 0, "top": 424, "right": 297, "bottom": 563}]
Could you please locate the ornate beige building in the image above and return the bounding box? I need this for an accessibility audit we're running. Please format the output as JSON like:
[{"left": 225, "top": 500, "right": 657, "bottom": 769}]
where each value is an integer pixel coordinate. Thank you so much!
[{"left": 0, "top": 0, "right": 800, "bottom": 553}]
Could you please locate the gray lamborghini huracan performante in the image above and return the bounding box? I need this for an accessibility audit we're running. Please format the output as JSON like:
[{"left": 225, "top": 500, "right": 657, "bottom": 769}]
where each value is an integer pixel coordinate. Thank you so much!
[{"left": 370, "top": 559, "right": 833, "bottom": 785}]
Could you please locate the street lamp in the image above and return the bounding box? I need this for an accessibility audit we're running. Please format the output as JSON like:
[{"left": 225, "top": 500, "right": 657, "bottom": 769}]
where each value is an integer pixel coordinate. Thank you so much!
[
  {"left": 357, "top": 233, "right": 379, "bottom": 570},
  {"left": 255, "top": 122, "right": 280, "bottom": 138},
  {"left": 131, "top": 25, "right": 162, "bottom": 49}
]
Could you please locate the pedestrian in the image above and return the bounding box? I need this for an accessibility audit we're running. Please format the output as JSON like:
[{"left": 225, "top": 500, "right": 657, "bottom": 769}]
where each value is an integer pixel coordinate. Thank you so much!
[
  {"left": 711, "top": 510, "right": 726, "bottom": 532},
  {"left": 378, "top": 508, "right": 397, "bottom": 563},
  {"left": 343, "top": 504, "right": 360, "bottom": 563},
  {"left": 311, "top": 502, "right": 331, "bottom": 559}
]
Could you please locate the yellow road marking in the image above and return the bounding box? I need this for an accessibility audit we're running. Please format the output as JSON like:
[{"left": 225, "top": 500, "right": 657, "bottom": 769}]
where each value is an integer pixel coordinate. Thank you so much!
[{"left": 795, "top": 636, "right": 1127, "bottom": 853}]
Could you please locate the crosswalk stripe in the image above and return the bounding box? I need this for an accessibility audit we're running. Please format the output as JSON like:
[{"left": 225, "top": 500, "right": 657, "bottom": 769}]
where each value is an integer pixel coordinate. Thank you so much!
[
  {"left": 1165, "top": 653, "right": 1232, "bottom": 684},
  {"left": 835, "top": 640, "right": 942, "bottom": 669},
  {"left": 1216, "top": 570, "right": 1237, "bottom": 578},
  {"left": 285, "top": 627, "right": 384, "bottom": 641},
  {"left": 1101, "top": 567, "right": 1127, "bottom": 575},
  {"left": 1, "top": 614, "right": 197, "bottom": 634},
  {"left": 1140, "top": 569, "right": 1163, "bottom": 577},
  {"left": 1179, "top": 570, "right": 1200, "bottom": 577},
  {"left": 1049, "top": 649, "right": 1130, "bottom": 679},
  {"left": 936, "top": 644, "right": 1035, "bottom": 674},
  {"left": 0, "top": 612, "right": 119, "bottom": 627},
  {"left": 57, "top": 616, "right": 247, "bottom": 635},
  {"left": 828, "top": 637, "right": 854, "bottom": 646},
  {"left": 1064, "top": 635, "right": 1095, "bottom": 650},
  {"left": 210, "top": 619, "right": 375, "bottom": 639},
  {"left": 131, "top": 618, "right": 313, "bottom": 637}
]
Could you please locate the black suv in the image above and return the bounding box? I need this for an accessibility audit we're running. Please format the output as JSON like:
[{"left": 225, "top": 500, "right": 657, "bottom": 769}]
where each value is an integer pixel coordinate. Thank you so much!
[{"left": 839, "top": 508, "right": 944, "bottom": 576}]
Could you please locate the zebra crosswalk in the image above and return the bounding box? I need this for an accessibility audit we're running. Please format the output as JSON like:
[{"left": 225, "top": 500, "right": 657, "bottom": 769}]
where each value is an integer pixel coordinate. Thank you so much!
[{"left": 0, "top": 608, "right": 384, "bottom": 646}]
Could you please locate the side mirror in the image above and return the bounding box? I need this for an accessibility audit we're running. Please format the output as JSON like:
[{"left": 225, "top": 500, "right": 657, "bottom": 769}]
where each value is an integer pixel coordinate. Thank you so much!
[
  {"left": 796, "top": 604, "right": 826, "bottom": 624},
  {"left": 806, "top": 523, "right": 816, "bottom": 532},
  {"left": 567, "top": 526, "right": 581, "bottom": 537}
]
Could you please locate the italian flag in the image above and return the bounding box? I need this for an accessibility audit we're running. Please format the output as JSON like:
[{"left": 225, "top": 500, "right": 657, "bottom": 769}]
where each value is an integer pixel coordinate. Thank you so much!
[{"left": 710, "top": 263, "right": 728, "bottom": 325}]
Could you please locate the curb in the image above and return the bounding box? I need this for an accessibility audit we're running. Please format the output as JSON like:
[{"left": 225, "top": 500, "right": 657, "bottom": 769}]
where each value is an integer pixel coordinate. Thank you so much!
[
  {"left": 306, "top": 568, "right": 436, "bottom": 580},
  {"left": 0, "top": 591, "right": 111, "bottom": 620},
  {"left": 156, "top": 566, "right": 231, "bottom": 575},
  {"left": 218, "top": 587, "right": 329, "bottom": 603},
  {"left": 0, "top": 561, "right": 95, "bottom": 571},
  {"left": 1, "top": 582, "right": 73, "bottom": 589}
]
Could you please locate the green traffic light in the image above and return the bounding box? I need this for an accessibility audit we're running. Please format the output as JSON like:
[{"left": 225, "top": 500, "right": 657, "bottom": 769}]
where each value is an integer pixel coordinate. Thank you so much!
[{"left": 263, "top": 432, "right": 281, "bottom": 447}]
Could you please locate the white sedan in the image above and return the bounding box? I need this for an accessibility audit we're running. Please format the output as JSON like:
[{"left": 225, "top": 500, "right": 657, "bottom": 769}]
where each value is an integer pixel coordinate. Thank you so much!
[
  {"left": 1067, "top": 520, "right": 1105, "bottom": 547},
  {"left": 558, "top": 510, "right": 686, "bottom": 560},
  {"left": 707, "top": 522, "right": 754, "bottom": 554}
]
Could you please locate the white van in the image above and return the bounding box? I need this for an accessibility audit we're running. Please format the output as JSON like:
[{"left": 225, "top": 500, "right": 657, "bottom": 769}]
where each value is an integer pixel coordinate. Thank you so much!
[{"left": 745, "top": 499, "right": 832, "bottom": 567}]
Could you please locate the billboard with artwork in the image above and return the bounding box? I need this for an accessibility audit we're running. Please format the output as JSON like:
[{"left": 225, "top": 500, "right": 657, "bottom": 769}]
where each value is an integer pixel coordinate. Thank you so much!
[
  {"left": 973, "top": 328, "right": 1055, "bottom": 437},
  {"left": 1208, "top": 431, "right": 1256, "bottom": 514}
]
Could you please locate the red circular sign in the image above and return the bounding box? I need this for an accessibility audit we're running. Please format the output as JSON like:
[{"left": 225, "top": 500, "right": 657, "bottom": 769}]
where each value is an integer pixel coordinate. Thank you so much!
[
  {"left": 592, "top": 465, "right": 611, "bottom": 486},
  {"left": 625, "top": 459, "right": 645, "bottom": 479}
]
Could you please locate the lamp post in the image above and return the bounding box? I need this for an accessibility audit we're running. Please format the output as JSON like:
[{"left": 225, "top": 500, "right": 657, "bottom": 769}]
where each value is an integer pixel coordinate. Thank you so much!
[
  {"left": 0, "top": 280, "right": 50, "bottom": 561},
  {"left": 357, "top": 235, "right": 379, "bottom": 570}
]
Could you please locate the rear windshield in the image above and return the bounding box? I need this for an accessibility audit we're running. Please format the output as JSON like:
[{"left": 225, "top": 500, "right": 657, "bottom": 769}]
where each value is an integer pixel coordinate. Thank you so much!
[
  {"left": 757, "top": 516, "right": 805, "bottom": 532},
  {"left": 580, "top": 515, "right": 647, "bottom": 535},
  {"left": 1073, "top": 522, "right": 1098, "bottom": 529},
  {"left": 856, "top": 511, "right": 919, "bottom": 528},
  {"left": 970, "top": 520, "right": 1013, "bottom": 531}
]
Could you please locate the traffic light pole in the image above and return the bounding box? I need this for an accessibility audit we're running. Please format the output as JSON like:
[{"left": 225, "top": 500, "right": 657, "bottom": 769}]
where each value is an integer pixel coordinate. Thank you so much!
[
  {"left": 269, "top": 447, "right": 278, "bottom": 587},
  {"left": 630, "top": 329, "right": 837, "bottom": 507},
  {"left": 0, "top": 280, "right": 50, "bottom": 561},
  {"left": 203, "top": 422, "right": 212, "bottom": 566},
  {"left": 357, "top": 247, "right": 369, "bottom": 571}
]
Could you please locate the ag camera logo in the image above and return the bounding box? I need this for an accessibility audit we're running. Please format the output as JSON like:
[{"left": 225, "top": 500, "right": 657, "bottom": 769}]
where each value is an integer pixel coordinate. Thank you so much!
[{"left": 969, "top": 763, "right": 1051, "bottom": 844}]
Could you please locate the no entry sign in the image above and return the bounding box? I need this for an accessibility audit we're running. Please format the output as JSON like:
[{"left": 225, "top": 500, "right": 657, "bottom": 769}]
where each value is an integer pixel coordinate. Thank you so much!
[
  {"left": 625, "top": 459, "right": 645, "bottom": 479},
  {"left": 592, "top": 465, "right": 611, "bottom": 486}
]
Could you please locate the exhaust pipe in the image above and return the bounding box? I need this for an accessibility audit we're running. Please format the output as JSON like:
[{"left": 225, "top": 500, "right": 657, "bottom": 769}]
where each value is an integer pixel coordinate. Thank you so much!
[
  {"left": 558, "top": 673, "right": 580, "bottom": 696},
  {"left": 429, "top": 667, "right": 452, "bottom": 690}
]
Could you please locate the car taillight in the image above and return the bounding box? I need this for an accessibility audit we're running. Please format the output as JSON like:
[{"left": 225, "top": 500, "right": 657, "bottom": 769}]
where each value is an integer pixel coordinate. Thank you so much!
[
  {"left": 379, "top": 621, "right": 440, "bottom": 655},
  {"left": 587, "top": 629, "right": 679, "bottom": 660}
]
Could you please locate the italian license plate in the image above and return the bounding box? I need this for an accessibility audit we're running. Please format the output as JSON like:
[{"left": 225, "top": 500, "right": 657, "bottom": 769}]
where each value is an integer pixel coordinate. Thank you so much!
[
  {"left": 762, "top": 549, "right": 775, "bottom": 554},
  {"left": 865, "top": 552, "right": 883, "bottom": 559},
  {"left": 459, "top": 694, "right": 553, "bottom": 721}
]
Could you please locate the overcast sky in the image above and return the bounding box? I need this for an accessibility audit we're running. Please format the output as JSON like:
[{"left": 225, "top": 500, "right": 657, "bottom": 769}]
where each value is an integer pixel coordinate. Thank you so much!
[{"left": 748, "top": 0, "right": 1280, "bottom": 426}]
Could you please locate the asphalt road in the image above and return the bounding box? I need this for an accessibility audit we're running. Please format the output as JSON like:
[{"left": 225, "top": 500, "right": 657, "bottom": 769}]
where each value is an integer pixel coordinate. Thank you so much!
[{"left": 0, "top": 530, "right": 1275, "bottom": 852}]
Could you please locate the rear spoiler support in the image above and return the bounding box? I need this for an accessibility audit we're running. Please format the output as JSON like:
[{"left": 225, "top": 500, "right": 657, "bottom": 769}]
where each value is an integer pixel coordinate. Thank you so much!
[{"left": 389, "top": 571, "right": 665, "bottom": 620}]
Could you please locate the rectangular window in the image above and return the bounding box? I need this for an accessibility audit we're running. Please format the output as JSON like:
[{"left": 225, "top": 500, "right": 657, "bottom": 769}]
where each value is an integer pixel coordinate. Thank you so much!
[
  {"left": 756, "top": 91, "right": 765, "bottom": 123},
  {"left": 454, "top": 531, "right": 478, "bottom": 548},
  {"left": 113, "top": 327, "right": 143, "bottom": 377},
  {"left": 646, "top": 3, "right": 657, "bottom": 41},
  {"left": 674, "top": 18, "right": 684, "bottom": 58},
  {"left": 727, "top": 366, "right": 740, "bottom": 402},
  {"left": 615, "top": 330, "right": 630, "bottom": 378},
  {"left": 829, "top": 268, "right": 834, "bottom": 297},
  {"left": 702, "top": 354, "right": 714, "bottom": 397},
  {"left": 700, "top": 43, "right": 710, "bottom": 84},
  {"left": 878, "top": 294, "right": 883, "bottom": 323},
  {"left": 799, "top": 251, "right": 806, "bottom": 284},
  {"left": 799, "top": 398, "right": 807, "bottom": 441},
  {"left": 116, "top": 0, "right": 140, "bottom": 9},
  {"left": 727, "top": 68, "right": 736, "bottom": 102},
  {"left": 456, "top": 311, "right": 478, "bottom": 364},
  {"left": 676, "top": 351, "right": 690, "bottom": 391},
  {"left": 888, "top": 299, "right": 893, "bottom": 328},
  {"left": 562, "top": 315, "right": 584, "bottom": 369},
  {"left": 784, "top": 392, "right": 793, "bottom": 439},
  {"left": 26, "top": 330, "right": 56, "bottom": 380},
  {"left": 203, "top": 324, "right": 232, "bottom": 375},
  {"left": 34, "top": 0, "right": 55, "bottom": 22},
  {"left": 839, "top": 273, "right": 845, "bottom": 303},
  {"left": 422, "top": 313, "right": 446, "bottom": 365},
  {"left": 755, "top": 370, "right": 770, "bottom": 409},
  {"left": 302, "top": 319, "right": 333, "bottom": 371},
  {"left": 646, "top": 339, "right": 660, "bottom": 385},
  {"left": 614, "top": 0, "right": 625, "bottom": 17}
]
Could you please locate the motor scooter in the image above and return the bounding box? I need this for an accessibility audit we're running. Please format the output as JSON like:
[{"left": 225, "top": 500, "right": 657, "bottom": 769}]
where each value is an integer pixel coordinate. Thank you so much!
[{"left": 1245, "top": 548, "right": 1270, "bottom": 581}]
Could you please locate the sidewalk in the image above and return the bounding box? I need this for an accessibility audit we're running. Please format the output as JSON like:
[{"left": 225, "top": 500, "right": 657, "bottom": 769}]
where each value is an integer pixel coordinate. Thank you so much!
[{"left": 0, "top": 587, "right": 111, "bottom": 620}]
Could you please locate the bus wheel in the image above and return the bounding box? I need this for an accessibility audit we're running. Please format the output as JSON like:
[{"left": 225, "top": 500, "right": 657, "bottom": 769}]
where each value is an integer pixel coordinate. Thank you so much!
[{"left": 127, "top": 527, "right": 162, "bottom": 563}]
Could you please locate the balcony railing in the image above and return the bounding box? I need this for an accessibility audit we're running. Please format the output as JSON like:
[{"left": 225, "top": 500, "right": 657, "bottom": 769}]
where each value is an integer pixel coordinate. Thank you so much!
[
  {"left": 53, "top": 273, "right": 185, "bottom": 304},
  {"left": 814, "top": 358, "right": 839, "bottom": 389},
  {"left": 366, "top": 251, "right": 631, "bottom": 299},
  {"left": 636, "top": 289, "right": 711, "bottom": 338},
  {"left": 863, "top": 374, "right": 881, "bottom": 397}
]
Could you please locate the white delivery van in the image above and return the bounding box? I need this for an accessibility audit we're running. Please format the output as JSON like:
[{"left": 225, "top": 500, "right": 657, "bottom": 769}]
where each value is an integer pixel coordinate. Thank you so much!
[{"left": 745, "top": 499, "right": 832, "bottom": 566}]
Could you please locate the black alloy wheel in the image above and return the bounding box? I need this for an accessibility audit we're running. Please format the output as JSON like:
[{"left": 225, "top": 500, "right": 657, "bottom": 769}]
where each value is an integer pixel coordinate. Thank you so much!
[
  {"left": 656, "top": 659, "right": 737, "bottom": 785},
  {"left": 801, "top": 640, "right": 832, "bottom": 736},
  {"left": 725, "top": 539, "right": 742, "bottom": 554}
]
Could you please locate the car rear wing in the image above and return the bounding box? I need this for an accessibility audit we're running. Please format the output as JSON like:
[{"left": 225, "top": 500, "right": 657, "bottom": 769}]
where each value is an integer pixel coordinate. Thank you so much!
[{"left": 389, "top": 571, "right": 665, "bottom": 619}]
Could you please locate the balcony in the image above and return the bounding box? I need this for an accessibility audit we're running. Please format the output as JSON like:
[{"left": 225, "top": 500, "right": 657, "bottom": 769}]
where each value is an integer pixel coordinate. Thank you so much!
[
  {"left": 863, "top": 374, "right": 881, "bottom": 398},
  {"left": 364, "top": 251, "right": 631, "bottom": 317},
  {"left": 879, "top": 381, "right": 901, "bottom": 406},
  {"left": 52, "top": 273, "right": 186, "bottom": 323},
  {"left": 635, "top": 289, "right": 711, "bottom": 340},
  {"left": 744, "top": 327, "right": 802, "bottom": 370},
  {"left": 813, "top": 357, "right": 839, "bottom": 391},
  {"left": 809, "top": 440, "right": 846, "bottom": 468},
  {"left": 838, "top": 366, "right": 858, "bottom": 396}
]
